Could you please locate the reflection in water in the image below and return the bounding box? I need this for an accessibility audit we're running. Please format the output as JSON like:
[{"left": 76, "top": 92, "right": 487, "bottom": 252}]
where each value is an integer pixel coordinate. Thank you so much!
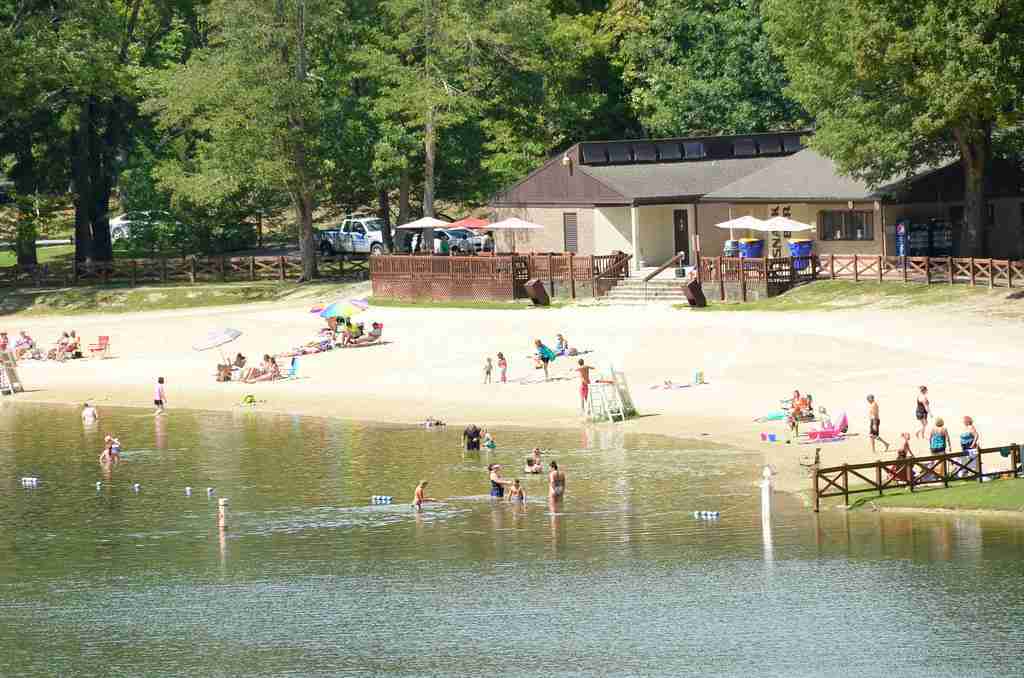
[{"left": 1, "top": 403, "right": 1023, "bottom": 677}]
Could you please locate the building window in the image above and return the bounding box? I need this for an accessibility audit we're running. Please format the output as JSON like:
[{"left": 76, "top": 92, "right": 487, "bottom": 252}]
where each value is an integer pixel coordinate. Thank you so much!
[
  {"left": 818, "top": 210, "right": 874, "bottom": 241},
  {"left": 563, "top": 213, "right": 578, "bottom": 253}
]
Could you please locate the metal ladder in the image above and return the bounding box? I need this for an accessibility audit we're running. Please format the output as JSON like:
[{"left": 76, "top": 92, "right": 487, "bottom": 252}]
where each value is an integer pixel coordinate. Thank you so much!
[{"left": 588, "top": 380, "right": 625, "bottom": 422}]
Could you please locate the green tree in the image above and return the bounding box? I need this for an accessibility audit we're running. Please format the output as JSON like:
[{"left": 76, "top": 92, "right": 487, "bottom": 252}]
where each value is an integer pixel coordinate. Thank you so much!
[
  {"left": 145, "top": 0, "right": 331, "bottom": 279},
  {"left": 614, "top": 0, "right": 806, "bottom": 136},
  {"left": 0, "top": 0, "right": 207, "bottom": 263},
  {"left": 765, "top": 0, "right": 1024, "bottom": 256}
]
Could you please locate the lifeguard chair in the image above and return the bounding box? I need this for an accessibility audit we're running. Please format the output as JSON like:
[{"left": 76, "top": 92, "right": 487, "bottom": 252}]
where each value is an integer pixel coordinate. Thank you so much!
[{"left": 0, "top": 352, "right": 24, "bottom": 396}]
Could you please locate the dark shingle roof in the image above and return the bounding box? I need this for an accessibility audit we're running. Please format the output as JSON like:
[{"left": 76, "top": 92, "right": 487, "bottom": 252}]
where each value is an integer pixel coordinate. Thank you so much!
[
  {"left": 703, "top": 149, "right": 877, "bottom": 201},
  {"left": 578, "top": 157, "right": 781, "bottom": 202}
]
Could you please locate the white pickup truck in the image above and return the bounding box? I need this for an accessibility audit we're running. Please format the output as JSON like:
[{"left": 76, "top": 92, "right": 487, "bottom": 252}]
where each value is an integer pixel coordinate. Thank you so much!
[{"left": 316, "top": 216, "right": 387, "bottom": 255}]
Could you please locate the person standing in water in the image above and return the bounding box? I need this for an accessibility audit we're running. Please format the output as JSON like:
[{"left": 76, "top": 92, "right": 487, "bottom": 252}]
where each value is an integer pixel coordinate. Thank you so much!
[
  {"left": 548, "top": 461, "right": 566, "bottom": 501},
  {"left": 488, "top": 464, "right": 512, "bottom": 498},
  {"left": 413, "top": 480, "right": 436, "bottom": 510},
  {"left": 507, "top": 479, "right": 526, "bottom": 502},
  {"left": 81, "top": 403, "right": 99, "bottom": 423},
  {"left": 154, "top": 377, "right": 167, "bottom": 416},
  {"left": 866, "top": 395, "right": 889, "bottom": 454},
  {"left": 576, "top": 359, "right": 594, "bottom": 413},
  {"left": 463, "top": 423, "right": 482, "bottom": 451}
]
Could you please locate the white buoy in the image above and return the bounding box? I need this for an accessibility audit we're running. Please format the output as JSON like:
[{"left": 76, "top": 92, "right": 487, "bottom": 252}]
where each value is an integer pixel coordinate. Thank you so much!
[
  {"left": 185, "top": 486, "right": 192, "bottom": 496},
  {"left": 207, "top": 487, "right": 215, "bottom": 496},
  {"left": 218, "top": 497, "right": 229, "bottom": 528},
  {"left": 132, "top": 483, "right": 140, "bottom": 492},
  {"left": 21, "top": 477, "right": 38, "bottom": 487},
  {"left": 96, "top": 481, "right": 102, "bottom": 491}
]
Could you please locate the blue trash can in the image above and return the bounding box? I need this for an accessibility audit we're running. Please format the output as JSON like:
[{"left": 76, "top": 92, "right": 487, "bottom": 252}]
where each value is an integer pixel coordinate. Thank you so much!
[
  {"left": 788, "top": 239, "right": 813, "bottom": 270},
  {"left": 738, "top": 238, "right": 765, "bottom": 258}
]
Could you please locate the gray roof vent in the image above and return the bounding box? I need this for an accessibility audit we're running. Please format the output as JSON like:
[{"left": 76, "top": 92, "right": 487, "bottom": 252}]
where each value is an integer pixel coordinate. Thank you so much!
[
  {"left": 634, "top": 142, "right": 658, "bottom": 163},
  {"left": 658, "top": 142, "right": 682, "bottom": 161},
  {"left": 607, "top": 144, "right": 633, "bottom": 163},
  {"left": 758, "top": 137, "right": 782, "bottom": 155}
]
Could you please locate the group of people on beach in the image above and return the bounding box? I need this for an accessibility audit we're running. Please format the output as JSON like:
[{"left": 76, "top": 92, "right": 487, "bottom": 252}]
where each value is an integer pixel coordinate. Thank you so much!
[
  {"left": 482, "top": 333, "right": 595, "bottom": 414},
  {"left": 865, "top": 386, "right": 983, "bottom": 479},
  {"left": 1, "top": 329, "right": 85, "bottom": 362}
]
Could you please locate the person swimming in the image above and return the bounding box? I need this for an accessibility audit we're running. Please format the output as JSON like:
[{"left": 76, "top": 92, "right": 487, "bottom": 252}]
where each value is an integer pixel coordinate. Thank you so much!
[
  {"left": 482, "top": 431, "right": 496, "bottom": 449},
  {"left": 524, "top": 457, "right": 543, "bottom": 474}
]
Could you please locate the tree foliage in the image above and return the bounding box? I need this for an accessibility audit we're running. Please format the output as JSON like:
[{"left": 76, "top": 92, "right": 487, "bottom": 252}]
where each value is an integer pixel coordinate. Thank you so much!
[
  {"left": 765, "top": 0, "right": 1024, "bottom": 255},
  {"left": 616, "top": 0, "right": 806, "bottom": 136}
]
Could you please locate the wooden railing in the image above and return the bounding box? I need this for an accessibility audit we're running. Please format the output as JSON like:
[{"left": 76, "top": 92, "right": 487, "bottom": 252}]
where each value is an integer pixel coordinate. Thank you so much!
[
  {"left": 370, "top": 252, "right": 631, "bottom": 301},
  {"left": 0, "top": 254, "right": 370, "bottom": 288},
  {"left": 817, "top": 254, "right": 1024, "bottom": 287},
  {"left": 812, "top": 444, "right": 1021, "bottom": 512}
]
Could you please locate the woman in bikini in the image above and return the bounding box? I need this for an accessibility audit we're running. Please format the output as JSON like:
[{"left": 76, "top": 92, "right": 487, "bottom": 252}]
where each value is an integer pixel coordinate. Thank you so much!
[
  {"left": 548, "top": 461, "right": 566, "bottom": 501},
  {"left": 915, "top": 386, "right": 930, "bottom": 439}
]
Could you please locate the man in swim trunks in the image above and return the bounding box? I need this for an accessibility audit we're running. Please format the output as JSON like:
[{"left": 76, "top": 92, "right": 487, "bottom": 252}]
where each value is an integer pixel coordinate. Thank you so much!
[
  {"left": 548, "top": 461, "right": 566, "bottom": 501},
  {"left": 463, "top": 424, "right": 482, "bottom": 451},
  {"left": 866, "top": 395, "right": 889, "bottom": 454},
  {"left": 576, "top": 359, "right": 594, "bottom": 413},
  {"left": 413, "top": 480, "right": 435, "bottom": 510}
]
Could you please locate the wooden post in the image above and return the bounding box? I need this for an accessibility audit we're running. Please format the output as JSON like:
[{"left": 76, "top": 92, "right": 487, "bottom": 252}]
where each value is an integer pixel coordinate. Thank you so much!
[
  {"left": 947, "top": 256, "right": 953, "bottom": 285},
  {"left": 924, "top": 256, "right": 931, "bottom": 285},
  {"left": 189, "top": 257, "right": 197, "bottom": 283},
  {"left": 977, "top": 448, "right": 983, "bottom": 483},
  {"left": 942, "top": 453, "right": 949, "bottom": 488},
  {"left": 876, "top": 462, "right": 883, "bottom": 497},
  {"left": 249, "top": 257, "right": 256, "bottom": 281},
  {"left": 739, "top": 261, "right": 747, "bottom": 302},
  {"left": 829, "top": 253, "right": 835, "bottom": 279},
  {"left": 812, "top": 462, "right": 820, "bottom": 513},
  {"left": 877, "top": 255, "right": 883, "bottom": 283},
  {"left": 548, "top": 253, "right": 555, "bottom": 297},
  {"left": 696, "top": 251, "right": 703, "bottom": 284},
  {"left": 568, "top": 253, "right": 576, "bottom": 299},
  {"left": 717, "top": 256, "right": 725, "bottom": 301},
  {"left": 987, "top": 259, "right": 994, "bottom": 288},
  {"left": 1011, "top": 444, "right": 1020, "bottom": 477},
  {"left": 853, "top": 254, "right": 859, "bottom": 282},
  {"left": 969, "top": 257, "right": 975, "bottom": 286},
  {"left": 842, "top": 464, "right": 849, "bottom": 507},
  {"left": 279, "top": 256, "right": 286, "bottom": 281},
  {"left": 220, "top": 256, "right": 227, "bottom": 282},
  {"left": 902, "top": 255, "right": 908, "bottom": 283},
  {"left": 1009, "top": 261, "right": 1015, "bottom": 288}
]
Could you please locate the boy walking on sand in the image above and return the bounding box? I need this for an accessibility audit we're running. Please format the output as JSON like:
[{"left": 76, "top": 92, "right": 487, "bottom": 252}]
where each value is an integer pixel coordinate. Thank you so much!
[
  {"left": 154, "top": 377, "right": 167, "bottom": 416},
  {"left": 867, "top": 394, "right": 889, "bottom": 454},
  {"left": 576, "top": 359, "right": 594, "bottom": 413},
  {"left": 483, "top": 357, "right": 493, "bottom": 384}
]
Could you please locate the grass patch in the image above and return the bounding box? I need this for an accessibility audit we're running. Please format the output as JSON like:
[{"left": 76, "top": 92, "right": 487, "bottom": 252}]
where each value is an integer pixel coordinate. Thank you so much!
[
  {"left": 0, "top": 244, "right": 75, "bottom": 267},
  {"left": 843, "top": 477, "right": 1024, "bottom": 512},
  {"left": 371, "top": 297, "right": 568, "bottom": 310},
  {"left": 676, "top": 280, "right": 1007, "bottom": 313},
  {"left": 0, "top": 280, "right": 365, "bottom": 316}
]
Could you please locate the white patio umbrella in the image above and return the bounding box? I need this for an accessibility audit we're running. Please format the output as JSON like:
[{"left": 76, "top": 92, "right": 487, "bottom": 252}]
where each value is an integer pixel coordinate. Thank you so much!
[
  {"left": 394, "top": 216, "right": 449, "bottom": 230},
  {"left": 715, "top": 215, "right": 768, "bottom": 241},
  {"left": 487, "top": 217, "right": 544, "bottom": 252},
  {"left": 192, "top": 327, "right": 243, "bottom": 364},
  {"left": 761, "top": 216, "right": 815, "bottom": 233}
]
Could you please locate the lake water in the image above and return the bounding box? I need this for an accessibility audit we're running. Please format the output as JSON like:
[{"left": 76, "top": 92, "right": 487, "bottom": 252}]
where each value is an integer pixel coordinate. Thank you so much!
[{"left": 1, "top": 403, "right": 1023, "bottom": 677}]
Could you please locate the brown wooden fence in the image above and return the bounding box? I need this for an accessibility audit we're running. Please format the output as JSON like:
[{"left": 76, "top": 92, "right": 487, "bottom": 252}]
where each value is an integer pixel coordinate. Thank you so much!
[
  {"left": 697, "top": 253, "right": 1024, "bottom": 302},
  {"left": 0, "top": 254, "right": 369, "bottom": 289},
  {"left": 370, "top": 252, "right": 631, "bottom": 301},
  {"left": 812, "top": 444, "right": 1021, "bottom": 511}
]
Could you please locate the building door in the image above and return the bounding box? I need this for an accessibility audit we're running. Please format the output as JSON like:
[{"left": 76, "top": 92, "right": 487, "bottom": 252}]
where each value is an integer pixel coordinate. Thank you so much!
[
  {"left": 563, "top": 213, "right": 578, "bottom": 253},
  {"left": 673, "top": 209, "right": 689, "bottom": 261}
]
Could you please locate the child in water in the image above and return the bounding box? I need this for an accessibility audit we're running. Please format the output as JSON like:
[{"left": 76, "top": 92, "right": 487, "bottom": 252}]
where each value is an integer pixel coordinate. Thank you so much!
[
  {"left": 482, "top": 430, "right": 496, "bottom": 449},
  {"left": 507, "top": 479, "right": 526, "bottom": 502}
]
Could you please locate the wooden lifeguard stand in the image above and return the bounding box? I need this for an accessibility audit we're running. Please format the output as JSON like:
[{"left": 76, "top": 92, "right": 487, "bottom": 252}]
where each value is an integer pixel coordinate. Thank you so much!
[{"left": 0, "top": 352, "right": 24, "bottom": 396}]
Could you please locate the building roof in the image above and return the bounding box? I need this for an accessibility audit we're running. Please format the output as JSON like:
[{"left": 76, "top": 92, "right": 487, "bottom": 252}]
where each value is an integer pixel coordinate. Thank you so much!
[
  {"left": 579, "top": 157, "right": 782, "bottom": 203},
  {"left": 703, "top": 148, "right": 878, "bottom": 202}
]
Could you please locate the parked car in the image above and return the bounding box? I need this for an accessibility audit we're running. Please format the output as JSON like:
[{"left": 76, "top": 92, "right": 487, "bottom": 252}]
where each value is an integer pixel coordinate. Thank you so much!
[
  {"left": 109, "top": 211, "right": 177, "bottom": 241},
  {"left": 440, "top": 228, "right": 481, "bottom": 253},
  {"left": 317, "top": 215, "right": 388, "bottom": 255}
]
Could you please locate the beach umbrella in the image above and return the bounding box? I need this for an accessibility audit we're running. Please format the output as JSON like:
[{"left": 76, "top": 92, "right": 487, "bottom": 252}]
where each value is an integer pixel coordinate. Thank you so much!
[
  {"left": 761, "top": 216, "right": 814, "bottom": 233},
  {"left": 714, "top": 215, "right": 768, "bottom": 241},
  {"left": 192, "top": 327, "right": 242, "bottom": 364},
  {"left": 320, "top": 301, "right": 366, "bottom": 319},
  {"left": 394, "top": 216, "right": 449, "bottom": 230},
  {"left": 486, "top": 217, "right": 544, "bottom": 252},
  {"left": 310, "top": 298, "right": 368, "bottom": 316},
  {"left": 448, "top": 217, "right": 491, "bottom": 230}
]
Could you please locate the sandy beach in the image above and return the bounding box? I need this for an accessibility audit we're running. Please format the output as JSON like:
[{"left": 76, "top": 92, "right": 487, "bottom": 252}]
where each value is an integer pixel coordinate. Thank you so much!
[{"left": 5, "top": 287, "right": 1024, "bottom": 497}]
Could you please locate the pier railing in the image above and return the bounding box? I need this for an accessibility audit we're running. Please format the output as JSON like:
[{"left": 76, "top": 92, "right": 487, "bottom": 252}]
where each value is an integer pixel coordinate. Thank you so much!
[{"left": 812, "top": 444, "right": 1022, "bottom": 512}]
